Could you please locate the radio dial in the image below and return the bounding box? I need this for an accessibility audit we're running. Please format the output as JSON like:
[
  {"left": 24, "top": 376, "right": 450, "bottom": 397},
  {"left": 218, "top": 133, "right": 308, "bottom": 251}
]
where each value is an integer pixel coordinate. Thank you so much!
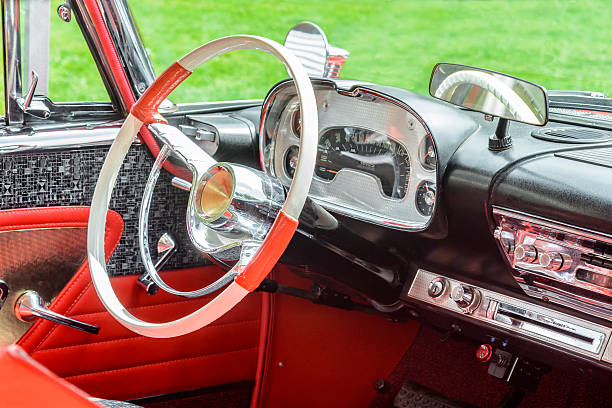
[
  {"left": 514, "top": 245, "right": 538, "bottom": 263},
  {"left": 451, "top": 285, "right": 482, "bottom": 314},
  {"left": 540, "top": 252, "right": 572, "bottom": 271}
]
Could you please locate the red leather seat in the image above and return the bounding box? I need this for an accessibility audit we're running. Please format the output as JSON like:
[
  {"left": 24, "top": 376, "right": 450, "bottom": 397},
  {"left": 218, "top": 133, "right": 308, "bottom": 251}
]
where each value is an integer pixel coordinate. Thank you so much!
[{"left": 0, "top": 345, "right": 139, "bottom": 408}]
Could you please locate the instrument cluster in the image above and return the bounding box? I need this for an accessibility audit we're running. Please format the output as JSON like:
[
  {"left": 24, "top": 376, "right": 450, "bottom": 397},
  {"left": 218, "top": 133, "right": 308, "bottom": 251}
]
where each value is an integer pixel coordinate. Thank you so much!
[{"left": 260, "top": 80, "right": 438, "bottom": 231}]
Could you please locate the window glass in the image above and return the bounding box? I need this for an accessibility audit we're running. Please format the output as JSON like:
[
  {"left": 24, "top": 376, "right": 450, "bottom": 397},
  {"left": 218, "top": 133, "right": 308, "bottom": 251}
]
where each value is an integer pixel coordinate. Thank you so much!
[
  {"left": 0, "top": 2, "right": 109, "bottom": 115},
  {"left": 131, "top": 0, "right": 610, "bottom": 102},
  {"left": 47, "top": 3, "right": 109, "bottom": 102}
]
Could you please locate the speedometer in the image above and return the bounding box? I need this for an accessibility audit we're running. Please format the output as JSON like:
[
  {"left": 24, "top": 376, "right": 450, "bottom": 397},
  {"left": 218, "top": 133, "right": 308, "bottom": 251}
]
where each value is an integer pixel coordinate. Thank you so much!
[{"left": 316, "top": 127, "right": 410, "bottom": 199}]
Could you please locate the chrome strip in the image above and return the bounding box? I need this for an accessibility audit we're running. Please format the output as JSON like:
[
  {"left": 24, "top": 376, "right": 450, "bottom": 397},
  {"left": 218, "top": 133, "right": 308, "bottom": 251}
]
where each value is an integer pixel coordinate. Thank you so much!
[
  {"left": 493, "top": 206, "right": 612, "bottom": 242},
  {"left": 406, "top": 269, "right": 611, "bottom": 361},
  {"left": 0, "top": 124, "right": 122, "bottom": 154}
]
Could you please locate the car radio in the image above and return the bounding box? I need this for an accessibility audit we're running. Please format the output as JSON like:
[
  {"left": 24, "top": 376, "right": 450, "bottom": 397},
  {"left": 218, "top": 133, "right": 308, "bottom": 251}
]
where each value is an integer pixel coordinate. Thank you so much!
[
  {"left": 492, "top": 207, "right": 612, "bottom": 321},
  {"left": 404, "top": 269, "right": 612, "bottom": 365}
]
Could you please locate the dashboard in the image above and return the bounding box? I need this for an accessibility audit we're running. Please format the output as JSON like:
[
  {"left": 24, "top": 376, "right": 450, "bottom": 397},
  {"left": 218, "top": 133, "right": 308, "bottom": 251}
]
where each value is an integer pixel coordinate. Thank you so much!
[
  {"left": 260, "top": 80, "right": 438, "bottom": 230},
  {"left": 252, "top": 78, "right": 612, "bottom": 374}
]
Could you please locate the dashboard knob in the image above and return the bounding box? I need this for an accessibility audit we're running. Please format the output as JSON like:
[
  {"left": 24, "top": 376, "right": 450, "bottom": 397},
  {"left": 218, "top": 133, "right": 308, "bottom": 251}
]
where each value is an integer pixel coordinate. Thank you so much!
[
  {"left": 514, "top": 245, "right": 538, "bottom": 263},
  {"left": 451, "top": 285, "right": 482, "bottom": 314},
  {"left": 539, "top": 252, "right": 572, "bottom": 271}
]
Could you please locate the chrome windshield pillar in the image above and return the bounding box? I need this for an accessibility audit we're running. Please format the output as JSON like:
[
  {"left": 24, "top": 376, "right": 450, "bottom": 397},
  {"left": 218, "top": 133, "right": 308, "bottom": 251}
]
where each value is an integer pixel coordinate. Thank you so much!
[
  {"left": 2, "top": 0, "right": 24, "bottom": 125},
  {"left": 99, "top": 0, "right": 156, "bottom": 98}
]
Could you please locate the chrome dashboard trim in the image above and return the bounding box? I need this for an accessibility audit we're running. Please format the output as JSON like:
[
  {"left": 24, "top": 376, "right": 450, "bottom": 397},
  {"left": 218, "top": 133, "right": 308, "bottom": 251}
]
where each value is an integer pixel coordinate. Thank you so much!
[
  {"left": 406, "top": 269, "right": 612, "bottom": 362},
  {"left": 260, "top": 80, "right": 438, "bottom": 231},
  {"left": 493, "top": 206, "right": 612, "bottom": 242},
  {"left": 492, "top": 206, "right": 612, "bottom": 321}
]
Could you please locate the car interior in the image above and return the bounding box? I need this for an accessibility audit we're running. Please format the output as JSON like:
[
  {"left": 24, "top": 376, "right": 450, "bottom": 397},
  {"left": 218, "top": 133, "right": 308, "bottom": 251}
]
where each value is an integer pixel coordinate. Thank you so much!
[{"left": 0, "top": 1, "right": 611, "bottom": 407}]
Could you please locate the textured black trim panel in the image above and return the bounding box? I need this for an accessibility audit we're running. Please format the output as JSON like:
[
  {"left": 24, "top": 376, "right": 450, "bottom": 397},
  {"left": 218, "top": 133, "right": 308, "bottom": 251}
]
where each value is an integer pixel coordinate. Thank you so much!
[{"left": 0, "top": 145, "right": 209, "bottom": 276}]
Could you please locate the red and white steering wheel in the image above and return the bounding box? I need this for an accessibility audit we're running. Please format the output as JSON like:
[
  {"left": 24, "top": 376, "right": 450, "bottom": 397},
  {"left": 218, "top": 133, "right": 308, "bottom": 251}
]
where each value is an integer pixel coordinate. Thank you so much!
[{"left": 87, "top": 35, "right": 317, "bottom": 338}]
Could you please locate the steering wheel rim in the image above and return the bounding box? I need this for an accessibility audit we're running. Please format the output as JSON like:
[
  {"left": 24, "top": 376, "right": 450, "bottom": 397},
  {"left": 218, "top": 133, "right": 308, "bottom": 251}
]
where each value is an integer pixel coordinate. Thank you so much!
[{"left": 87, "top": 35, "right": 318, "bottom": 338}]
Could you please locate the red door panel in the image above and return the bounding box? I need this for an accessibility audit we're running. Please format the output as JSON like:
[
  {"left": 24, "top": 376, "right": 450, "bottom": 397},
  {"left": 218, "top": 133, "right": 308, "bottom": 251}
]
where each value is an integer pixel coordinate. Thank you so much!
[{"left": 2, "top": 206, "right": 261, "bottom": 401}]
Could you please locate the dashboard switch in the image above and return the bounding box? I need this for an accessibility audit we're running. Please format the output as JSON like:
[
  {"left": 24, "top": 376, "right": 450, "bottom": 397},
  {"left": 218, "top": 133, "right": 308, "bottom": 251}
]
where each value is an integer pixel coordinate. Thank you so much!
[
  {"left": 539, "top": 252, "right": 572, "bottom": 271},
  {"left": 514, "top": 245, "right": 538, "bottom": 263},
  {"left": 427, "top": 277, "right": 448, "bottom": 298},
  {"left": 451, "top": 285, "right": 482, "bottom": 313}
]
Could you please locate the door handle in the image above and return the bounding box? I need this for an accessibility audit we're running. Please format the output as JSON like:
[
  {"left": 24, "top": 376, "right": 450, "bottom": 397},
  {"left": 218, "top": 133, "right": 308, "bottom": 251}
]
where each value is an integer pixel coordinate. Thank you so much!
[{"left": 14, "top": 291, "right": 99, "bottom": 334}]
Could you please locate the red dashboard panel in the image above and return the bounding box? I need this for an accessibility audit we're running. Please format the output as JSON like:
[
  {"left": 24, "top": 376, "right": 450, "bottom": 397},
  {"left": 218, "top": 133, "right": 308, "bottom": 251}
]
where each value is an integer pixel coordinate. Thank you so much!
[{"left": 256, "top": 266, "right": 420, "bottom": 408}]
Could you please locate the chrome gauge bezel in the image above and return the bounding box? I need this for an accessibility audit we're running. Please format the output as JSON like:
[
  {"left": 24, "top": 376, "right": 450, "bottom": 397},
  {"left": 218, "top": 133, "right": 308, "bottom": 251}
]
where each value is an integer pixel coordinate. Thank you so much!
[{"left": 260, "top": 79, "right": 438, "bottom": 231}]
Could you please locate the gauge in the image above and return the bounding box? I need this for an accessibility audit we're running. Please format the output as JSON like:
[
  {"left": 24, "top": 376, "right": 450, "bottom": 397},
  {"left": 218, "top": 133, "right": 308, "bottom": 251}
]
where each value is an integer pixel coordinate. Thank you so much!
[
  {"left": 315, "top": 127, "right": 410, "bottom": 199},
  {"left": 284, "top": 145, "right": 299, "bottom": 178},
  {"left": 419, "top": 136, "right": 436, "bottom": 171},
  {"left": 291, "top": 108, "right": 301, "bottom": 138},
  {"left": 415, "top": 181, "right": 436, "bottom": 216}
]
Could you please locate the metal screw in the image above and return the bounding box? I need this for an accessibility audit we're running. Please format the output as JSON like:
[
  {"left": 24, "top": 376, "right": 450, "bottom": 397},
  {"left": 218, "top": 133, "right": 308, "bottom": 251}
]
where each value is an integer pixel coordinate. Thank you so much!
[
  {"left": 278, "top": 362, "right": 284, "bottom": 367},
  {"left": 374, "top": 379, "right": 389, "bottom": 394},
  {"left": 136, "top": 82, "right": 147, "bottom": 94}
]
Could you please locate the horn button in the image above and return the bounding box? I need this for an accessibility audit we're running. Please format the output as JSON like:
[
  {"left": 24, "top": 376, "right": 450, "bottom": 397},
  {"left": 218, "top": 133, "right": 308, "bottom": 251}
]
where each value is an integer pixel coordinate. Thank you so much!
[{"left": 197, "top": 165, "right": 234, "bottom": 221}]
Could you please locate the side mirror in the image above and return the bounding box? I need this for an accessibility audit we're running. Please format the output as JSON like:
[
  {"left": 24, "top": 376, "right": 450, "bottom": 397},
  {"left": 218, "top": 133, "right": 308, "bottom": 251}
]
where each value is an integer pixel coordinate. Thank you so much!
[
  {"left": 429, "top": 63, "right": 548, "bottom": 126},
  {"left": 284, "top": 22, "right": 349, "bottom": 78}
]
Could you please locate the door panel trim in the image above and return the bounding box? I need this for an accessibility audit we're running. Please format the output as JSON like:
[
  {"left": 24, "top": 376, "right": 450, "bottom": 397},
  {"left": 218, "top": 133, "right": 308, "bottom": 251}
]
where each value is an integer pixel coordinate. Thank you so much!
[{"left": 0, "top": 206, "right": 123, "bottom": 345}]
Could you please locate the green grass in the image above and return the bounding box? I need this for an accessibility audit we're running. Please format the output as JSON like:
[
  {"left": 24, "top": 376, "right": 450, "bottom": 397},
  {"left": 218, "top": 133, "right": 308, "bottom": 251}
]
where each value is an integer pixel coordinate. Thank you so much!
[{"left": 23, "top": 0, "right": 612, "bottom": 108}]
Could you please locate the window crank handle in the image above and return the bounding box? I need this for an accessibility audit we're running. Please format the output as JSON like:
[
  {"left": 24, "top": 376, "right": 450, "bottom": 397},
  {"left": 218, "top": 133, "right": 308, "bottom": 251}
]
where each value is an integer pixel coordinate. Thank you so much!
[{"left": 14, "top": 291, "right": 100, "bottom": 334}]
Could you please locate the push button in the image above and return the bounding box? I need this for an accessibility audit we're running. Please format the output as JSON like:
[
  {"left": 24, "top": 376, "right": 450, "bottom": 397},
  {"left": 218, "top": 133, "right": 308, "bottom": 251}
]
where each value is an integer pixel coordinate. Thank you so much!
[{"left": 476, "top": 344, "right": 493, "bottom": 363}]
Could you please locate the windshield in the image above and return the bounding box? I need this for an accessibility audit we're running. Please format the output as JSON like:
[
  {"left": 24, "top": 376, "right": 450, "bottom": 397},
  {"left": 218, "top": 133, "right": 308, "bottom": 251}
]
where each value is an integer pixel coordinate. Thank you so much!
[{"left": 132, "top": 0, "right": 611, "bottom": 106}]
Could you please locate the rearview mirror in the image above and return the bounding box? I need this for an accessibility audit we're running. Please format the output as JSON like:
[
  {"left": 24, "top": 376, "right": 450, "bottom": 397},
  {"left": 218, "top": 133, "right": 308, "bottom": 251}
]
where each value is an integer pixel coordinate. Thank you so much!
[
  {"left": 429, "top": 63, "right": 548, "bottom": 126},
  {"left": 284, "top": 22, "right": 349, "bottom": 78}
]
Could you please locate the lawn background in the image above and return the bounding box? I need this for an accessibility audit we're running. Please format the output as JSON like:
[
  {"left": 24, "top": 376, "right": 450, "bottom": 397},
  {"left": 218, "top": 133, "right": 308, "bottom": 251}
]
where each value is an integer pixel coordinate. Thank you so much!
[{"left": 31, "top": 0, "right": 612, "bottom": 106}]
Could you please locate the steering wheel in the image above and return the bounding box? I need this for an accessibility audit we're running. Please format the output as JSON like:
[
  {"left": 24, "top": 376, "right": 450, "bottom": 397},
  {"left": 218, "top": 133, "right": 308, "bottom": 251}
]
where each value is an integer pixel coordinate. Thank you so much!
[
  {"left": 87, "top": 35, "right": 318, "bottom": 338},
  {"left": 434, "top": 70, "right": 539, "bottom": 124}
]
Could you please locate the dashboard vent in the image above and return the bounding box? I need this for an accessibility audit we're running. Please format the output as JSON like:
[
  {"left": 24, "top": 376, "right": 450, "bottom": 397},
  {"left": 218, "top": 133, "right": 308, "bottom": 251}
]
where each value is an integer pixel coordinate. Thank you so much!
[
  {"left": 556, "top": 147, "right": 612, "bottom": 169},
  {"left": 532, "top": 127, "right": 612, "bottom": 144}
]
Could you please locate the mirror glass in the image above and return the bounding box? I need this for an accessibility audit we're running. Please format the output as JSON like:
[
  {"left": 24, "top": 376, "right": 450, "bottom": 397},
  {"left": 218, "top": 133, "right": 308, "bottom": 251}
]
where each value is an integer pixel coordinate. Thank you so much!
[
  {"left": 284, "top": 22, "right": 329, "bottom": 77},
  {"left": 430, "top": 63, "right": 548, "bottom": 126}
]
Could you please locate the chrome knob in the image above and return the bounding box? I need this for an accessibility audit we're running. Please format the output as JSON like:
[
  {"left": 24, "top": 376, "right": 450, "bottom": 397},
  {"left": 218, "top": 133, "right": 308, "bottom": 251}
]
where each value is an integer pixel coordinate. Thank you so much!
[
  {"left": 428, "top": 277, "right": 448, "bottom": 298},
  {"left": 514, "top": 245, "right": 538, "bottom": 263},
  {"left": 14, "top": 291, "right": 99, "bottom": 334},
  {"left": 451, "top": 285, "right": 482, "bottom": 314},
  {"left": 539, "top": 252, "right": 571, "bottom": 271}
]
